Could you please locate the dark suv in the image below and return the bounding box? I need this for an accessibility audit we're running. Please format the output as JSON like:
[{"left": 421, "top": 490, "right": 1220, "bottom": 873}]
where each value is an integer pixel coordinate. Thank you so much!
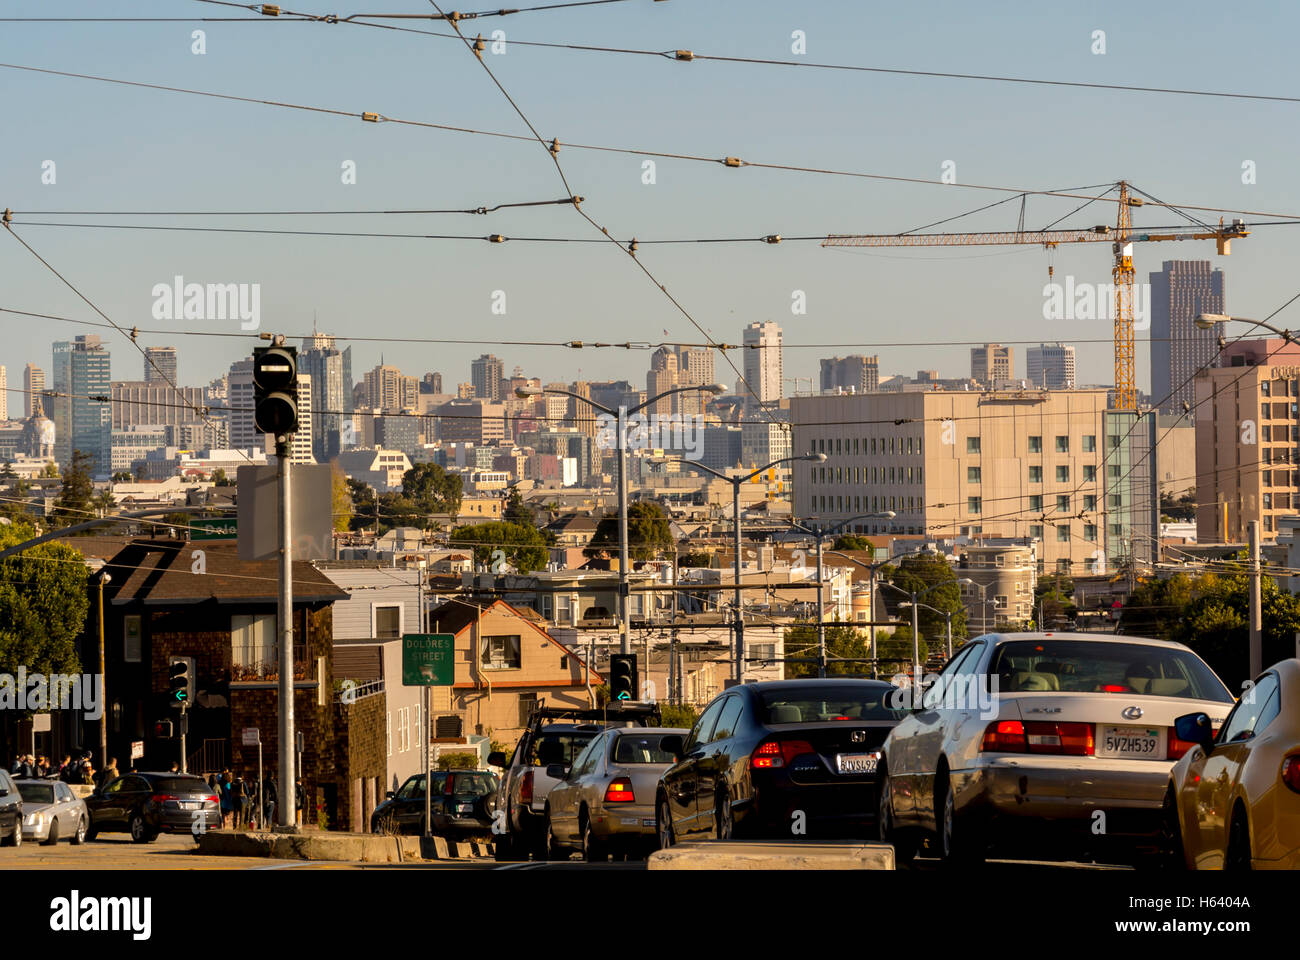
[
  {"left": 0, "top": 769, "right": 22, "bottom": 847},
  {"left": 370, "top": 770, "right": 499, "bottom": 838},
  {"left": 85, "top": 772, "right": 220, "bottom": 843}
]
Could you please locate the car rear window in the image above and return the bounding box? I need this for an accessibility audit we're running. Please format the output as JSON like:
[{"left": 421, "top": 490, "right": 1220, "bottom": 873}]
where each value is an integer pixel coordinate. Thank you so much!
[
  {"left": 155, "top": 778, "right": 212, "bottom": 794},
  {"left": 449, "top": 772, "right": 497, "bottom": 795},
  {"left": 990, "top": 640, "right": 1233, "bottom": 702},
  {"left": 758, "top": 686, "right": 907, "bottom": 724},
  {"left": 610, "top": 734, "right": 678, "bottom": 764},
  {"left": 18, "top": 783, "right": 54, "bottom": 804},
  {"left": 526, "top": 733, "right": 595, "bottom": 766}
]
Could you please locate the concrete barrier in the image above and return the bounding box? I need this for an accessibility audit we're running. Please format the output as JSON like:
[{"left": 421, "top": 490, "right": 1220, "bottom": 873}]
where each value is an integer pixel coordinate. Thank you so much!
[
  {"left": 196, "top": 829, "right": 494, "bottom": 862},
  {"left": 647, "top": 840, "right": 895, "bottom": 870}
]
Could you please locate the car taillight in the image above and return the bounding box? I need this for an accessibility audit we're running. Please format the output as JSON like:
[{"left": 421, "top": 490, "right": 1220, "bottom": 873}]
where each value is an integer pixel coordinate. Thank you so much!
[
  {"left": 1098, "top": 684, "right": 1128, "bottom": 693},
  {"left": 151, "top": 794, "right": 178, "bottom": 804},
  {"left": 604, "top": 777, "right": 635, "bottom": 803},
  {"left": 1283, "top": 756, "right": 1300, "bottom": 794},
  {"left": 750, "top": 738, "right": 815, "bottom": 770},
  {"left": 1168, "top": 733, "right": 1197, "bottom": 760},
  {"left": 520, "top": 770, "right": 533, "bottom": 803},
  {"left": 980, "top": 720, "right": 1027, "bottom": 753},
  {"left": 1025, "top": 721, "right": 1094, "bottom": 756},
  {"left": 207, "top": 795, "right": 219, "bottom": 804}
]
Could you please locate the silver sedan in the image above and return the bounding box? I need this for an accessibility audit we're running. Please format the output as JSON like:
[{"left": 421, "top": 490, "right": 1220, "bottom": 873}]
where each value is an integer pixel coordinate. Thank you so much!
[{"left": 17, "top": 779, "right": 89, "bottom": 845}]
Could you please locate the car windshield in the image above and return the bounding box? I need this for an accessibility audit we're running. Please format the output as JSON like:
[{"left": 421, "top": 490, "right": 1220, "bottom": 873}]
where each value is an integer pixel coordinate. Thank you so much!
[
  {"left": 449, "top": 773, "right": 497, "bottom": 795},
  {"left": 989, "top": 640, "right": 1234, "bottom": 701},
  {"left": 757, "top": 686, "right": 907, "bottom": 723},
  {"left": 610, "top": 734, "right": 678, "bottom": 764},
  {"left": 18, "top": 783, "right": 54, "bottom": 804},
  {"left": 526, "top": 733, "right": 595, "bottom": 766}
]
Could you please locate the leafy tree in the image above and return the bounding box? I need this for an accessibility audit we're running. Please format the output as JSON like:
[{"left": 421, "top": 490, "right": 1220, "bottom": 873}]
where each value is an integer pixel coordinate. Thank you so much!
[
  {"left": 678, "top": 551, "right": 714, "bottom": 568},
  {"left": 0, "top": 462, "right": 17, "bottom": 480},
  {"left": 346, "top": 478, "right": 377, "bottom": 531},
  {"left": 832, "top": 534, "right": 873, "bottom": 552},
  {"left": 0, "top": 475, "right": 32, "bottom": 523},
  {"left": 584, "top": 501, "right": 674, "bottom": 561},
  {"left": 40, "top": 461, "right": 59, "bottom": 478},
  {"left": 210, "top": 468, "right": 235, "bottom": 487},
  {"left": 49, "top": 450, "right": 94, "bottom": 529},
  {"left": 659, "top": 702, "right": 697, "bottom": 729},
  {"left": 449, "top": 520, "right": 549, "bottom": 574},
  {"left": 402, "top": 462, "right": 463, "bottom": 516},
  {"left": 887, "top": 553, "right": 967, "bottom": 641},
  {"left": 92, "top": 488, "right": 116, "bottom": 518},
  {"left": 437, "top": 752, "right": 478, "bottom": 771},
  {"left": 1034, "top": 573, "right": 1077, "bottom": 628},
  {"left": 874, "top": 625, "right": 931, "bottom": 669},
  {"left": 110, "top": 471, "right": 133, "bottom": 483},
  {"left": 331, "top": 462, "right": 352, "bottom": 533},
  {"left": 503, "top": 487, "right": 535, "bottom": 527},
  {"left": 1159, "top": 491, "right": 1196, "bottom": 522},
  {"left": 783, "top": 622, "right": 872, "bottom": 677}
]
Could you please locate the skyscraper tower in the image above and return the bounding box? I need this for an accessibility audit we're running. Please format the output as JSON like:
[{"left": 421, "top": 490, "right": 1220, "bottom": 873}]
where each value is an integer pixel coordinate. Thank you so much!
[
  {"left": 1150, "top": 260, "right": 1225, "bottom": 415},
  {"left": 144, "top": 346, "right": 178, "bottom": 385},
  {"left": 742, "top": 321, "right": 783, "bottom": 410},
  {"left": 23, "top": 363, "right": 45, "bottom": 418},
  {"left": 52, "top": 335, "right": 112, "bottom": 476},
  {"left": 301, "top": 333, "right": 347, "bottom": 461},
  {"left": 471, "top": 354, "right": 504, "bottom": 402}
]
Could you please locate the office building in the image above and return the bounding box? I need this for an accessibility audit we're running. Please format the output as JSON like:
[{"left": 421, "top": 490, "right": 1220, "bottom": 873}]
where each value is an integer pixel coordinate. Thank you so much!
[
  {"left": 0, "top": 366, "right": 6, "bottom": 421},
  {"left": 363, "top": 363, "right": 417, "bottom": 412},
  {"left": 226, "top": 358, "right": 258, "bottom": 452},
  {"left": 1026, "top": 343, "right": 1077, "bottom": 389},
  {"left": 971, "top": 344, "right": 1014, "bottom": 385},
  {"left": 110, "top": 382, "right": 205, "bottom": 430},
  {"left": 52, "top": 335, "right": 112, "bottom": 477},
  {"left": 820, "top": 355, "right": 880, "bottom": 395},
  {"left": 471, "top": 354, "right": 504, "bottom": 403},
  {"left": 23, "top": 363, "right": 45, "bottom": 418},
  {"left": 742, "top": 321, "right": 783, "bottom": 409},
  {"left": 143, "top": 346, "right": 178, "bottom": 385},
  {"left": 1151, "top": 260, "right": 1225, "bottom": 415},
  {"left": 301, "top": 334, "right": 350, "bottom": 461}
]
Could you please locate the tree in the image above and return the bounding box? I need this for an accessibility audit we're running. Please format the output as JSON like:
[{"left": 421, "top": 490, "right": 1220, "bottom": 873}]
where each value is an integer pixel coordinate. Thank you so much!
[
  {"left": 659, "top": 702, "right": 697, "bottom": 728},
  {"left": 449, "top": 520, "right": 549, "bottom": 574},
  {"left": 211, "top": 468, "right": 235, "bottom": 487},
  {"left": 783, "top": 622, "right": 872, "bottom": 677},
  {"left": 40, "top": 461, "right": 59, "bottom": 478},
  {"left": 346, "top": 478, "right": 377, "bottom": 531},
  {"left": 832, "top": 534, "right": 873, "bottom": 552},
  {"left": 874, "top": 626, "right": 931, "bottom": 670},
  {"left": 49, "top": 450, "right": 94, "bottom": 529},
  {"left": 0, "top": 474, "right": 32, "bottom": 523},
  {"left": 887, "top": 554, "right": 967, "bottom": 641},
  {"left": 92, "top": 489, "right": 116, "bottom": 518},
  {"left": 584, "top": 501, "right": 674, "bottom": 561},
  {"left": 0, "top": 462, "right": 16, "bottom": 480},
  {"left": 1034, "top": 573, "right": 1078, "bottom": 629},
  {"left": 110, "top": 471, "right": 133, "bottom": 483},
  {"left": 503, "top": 487, "right": 535, "bottom": 527},
  {"left": 402, "top": 462, "right": 463, "bottom": 516},
  {"left": 678, "top": 551, "right": 714, "bottom": 568},
  {"left": 331, "top": 462, "right": 352, "bottom": 533}
]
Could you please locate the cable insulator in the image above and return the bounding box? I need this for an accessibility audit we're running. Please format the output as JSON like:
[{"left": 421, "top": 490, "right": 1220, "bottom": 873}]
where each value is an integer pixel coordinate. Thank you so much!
[
  {"left": 570, "top": 195, "right": 583, "bottom": 206},
  {"left": 361, "top": 112, "right": 379, "bottom": 122},
  {"left": 674, "top": 50, "right": 694, "bottom": 61},
  {"left": 568, "top": 341, "right": 584, "bottom": 349},
  {"left": 473, "top": 34, "right": 486, "bottom": 58},
  {"left": 1, "top": 209, "right": 10, "bottom": 224},
  {"left": 487, "top": 234, "right": 506, "bottom": 243},
  {"left": 764, "top": 234, "right": 781, "bottom": 244},
  {"left": 629, "top": 238, "right": 638, "bottom": 254},
  {"left": 723, "top": 157, "right": 743, "bottom": 168},
  {"left": 260, "top": 4, "right": 280, "bottom": 16},
  {"left": 549, "top": 138, "right": 560, "bottom": 157}
]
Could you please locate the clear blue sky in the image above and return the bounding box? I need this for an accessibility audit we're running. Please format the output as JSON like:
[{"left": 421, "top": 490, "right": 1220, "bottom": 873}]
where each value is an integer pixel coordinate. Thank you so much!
[{"left": 3, "top": 0, "right": 1298, "bottom": 402}]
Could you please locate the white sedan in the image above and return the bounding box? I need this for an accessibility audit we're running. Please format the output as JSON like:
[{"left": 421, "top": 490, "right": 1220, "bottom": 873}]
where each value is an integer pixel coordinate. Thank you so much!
[
  {"left": 17, "top": 779, "right": 89, "bottom": 845},
  {"left": 878, "top": 632, "right": 1236, "bottom": 865}
]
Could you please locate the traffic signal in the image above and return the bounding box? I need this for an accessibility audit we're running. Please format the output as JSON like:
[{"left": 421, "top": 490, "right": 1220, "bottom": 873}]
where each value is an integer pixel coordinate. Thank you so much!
[
  {"left": 154, "top": 719, "right": 174, "bottom": 739},
  {"left": 168, "top": 657, "right": 191, "bottom": 707},
  {"left": 252, "top": 345, "right": 298, "bottom": 436},
  {"left": 609, "top": 654, "right": 638, "bottom": 702}
]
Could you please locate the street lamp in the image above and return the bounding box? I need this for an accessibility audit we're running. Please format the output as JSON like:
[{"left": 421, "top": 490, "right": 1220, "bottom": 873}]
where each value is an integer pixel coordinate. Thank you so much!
[
  {"left": 97, "top": 570, "right": 111, "bottom": 771},
  {"left": 906, "top": 600, "right": 955, "bottom": 660},
  {"left": 653, "top": 453, "right": 825, "bottom": 682},
  {"left": 789, "top": 513, "right": 896, "bottom": 678},
  {"left": 1195, "top": 313, "right": 1296, "bottom": 343},
  {"left": 516, "top": 381, "right": 727, "bottom": 658},
  {"left": 824, "top": 547, "right": 933, "bottom": 676},
  {"left": 956, "top": 577, "right": 992, "bottom": 636},
  {"left": 879, "top": 578, "right": 955, "bottom": 684}
]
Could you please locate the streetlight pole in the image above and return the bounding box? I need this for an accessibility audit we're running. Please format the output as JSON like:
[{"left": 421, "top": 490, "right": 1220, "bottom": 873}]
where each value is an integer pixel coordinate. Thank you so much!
[
  {"left": 97, "top": 571, "right": 110, "bottom": 771},
  {"left": 880, "top": 578, "right": 956, "bottom": 686},
  {"left": 656, "top": 453, "right": 825, "bottom": 683},
  {"left": 518, "top": 382, "right": 726, "bottom": 659}
]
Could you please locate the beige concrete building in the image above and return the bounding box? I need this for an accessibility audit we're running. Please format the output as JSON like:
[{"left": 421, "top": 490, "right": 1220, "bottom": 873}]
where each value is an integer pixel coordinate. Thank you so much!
[
  {"left": 971, "top": 344, "right": 1014, "bottom": 385},
  {"left": 1154, "top": 413, "right": 1196, "bottom": 500},
  {"left": 1195, "top": 338, "right": 1300, "bottom": 543},
  {"left": 954, "top": 542, "right": 1037, "bottom": 633},
  {"left": 792, "top": 388, "right": 1112, "bottom": 575}
]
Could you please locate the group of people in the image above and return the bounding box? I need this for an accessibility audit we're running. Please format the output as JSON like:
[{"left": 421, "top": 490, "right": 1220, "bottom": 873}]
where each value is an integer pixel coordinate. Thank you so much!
[{"left": 8, "top": 753, "right": 114, "bottom": 786}]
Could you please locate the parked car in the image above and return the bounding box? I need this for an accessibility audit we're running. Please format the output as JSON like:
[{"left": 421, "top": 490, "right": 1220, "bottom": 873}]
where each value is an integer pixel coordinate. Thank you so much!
[
  {"left": 1163, "top": 657, "right": 1300, "bottom": 870},
  {"left": 878, "top": 632, "right": 1236, "bottom": 865},
  {"left": 544, "top": 726, "right": 688, "bottom": 861},
  {"left": 656, "top": 679, "right": 906, "bottom": 847},
  {"left": 491, "top": 700, "right": 660, "bottom": 861},
  {"left": 0, "top": 769, "right": 22, "bottom": 847},
  {"left": 16, "top": 779, "right": 89, "bottom": 845},
  {"left": 371, "top": 769, "right": 499, "bottom": 839},
  {"left": 85, "top": 772, "right": 221, "bottom": 843}
]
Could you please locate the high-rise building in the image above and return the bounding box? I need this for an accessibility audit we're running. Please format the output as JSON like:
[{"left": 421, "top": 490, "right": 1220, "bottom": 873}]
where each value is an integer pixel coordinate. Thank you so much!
[
  {"left": 569, "top": 381, "right": 596, "bottom": 437},
  {"left": 226, "top": 358, "right": 258, "bottom": 452},
  {"left": 436, "top": 398, "right": 506, "bottom": 445},
  {"left": 52, "top": 335, "right": 112, "bottom": 476},
  {"left": 301, "top": 334, "right": 347, "bottom": 461},
  {"left": 971, "top": 344, "right": 1014, "bottom": 384},
  {"left": 0, "top": 366, "right": 6, "bottom": 421},
  {"left": 471, "top": 354, "right": 504, "bottom": 402},
  {"left": 285, "top": 373, "right": 315, "bottom": 463},
  {"left": 110, "top": 382, "right": 204, "bottom": 430},
  {"left": 819, "top": 355, "right": 880, "bottom": 394},
  {"left": 646, "top": 347, "right": 679, "bottom": 416},
  {"left": 742, "top": 321, "right": 783, "bottom": 409},
  {"left": 421, "top": 372, "right": 443, "bottom": 395},
  {"left": 678, "top": 347, "right": 715, "bottom": 388},
  {"left": 1026, "top": 343, "right": 1077, "bottom": 389},
  {"left": 364, "top": 364, "right": 417, "bottom": 412},
  {"left": 1151, "top": 260, "right": 1226, "bottom": 415},
  {"left": 143, "top": 346, "right": 178, "bottom": 385},
  {"left": 23, "top": 363, "right": 45, "bottom": 418}
]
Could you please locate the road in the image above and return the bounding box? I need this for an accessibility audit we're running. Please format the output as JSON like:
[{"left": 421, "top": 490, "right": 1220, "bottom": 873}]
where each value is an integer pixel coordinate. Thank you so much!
[{"left": 0, "top": 832, "right": 1127, "bottom": 871}]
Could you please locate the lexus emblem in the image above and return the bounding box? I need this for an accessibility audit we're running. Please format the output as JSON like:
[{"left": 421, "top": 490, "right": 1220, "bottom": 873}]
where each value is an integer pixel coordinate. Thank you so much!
[
  {"left": 850, "top": 730, "right": 866, "bottom": 743},
  {"left": 1121, "top": 706, "right": 1144, "bottom": 720}
]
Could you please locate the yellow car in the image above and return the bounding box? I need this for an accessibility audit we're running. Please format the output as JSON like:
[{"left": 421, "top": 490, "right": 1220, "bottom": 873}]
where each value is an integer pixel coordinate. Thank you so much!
[{"left": 1164, "top": 658, "right": 1300, "bottom": 869}]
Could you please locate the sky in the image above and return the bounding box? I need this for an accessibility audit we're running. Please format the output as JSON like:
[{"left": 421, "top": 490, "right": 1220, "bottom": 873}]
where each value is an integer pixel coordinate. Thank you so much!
[{"left": 3, "top": 0, "right": 1300, "bottom": 407}]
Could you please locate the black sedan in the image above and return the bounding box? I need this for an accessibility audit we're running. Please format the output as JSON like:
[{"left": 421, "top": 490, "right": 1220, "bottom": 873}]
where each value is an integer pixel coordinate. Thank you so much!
[
  {"left": 371, "top": 770, "right": 499, "bottom": 839},
  {"left": 655, "top": 679, "right": 905, "bottom": 845},
  {"left": 0, "top": 769, "right": 22, "bottom": 847},
  {"left": 85, "top": 772, "right": 221, "bottom": 843}
]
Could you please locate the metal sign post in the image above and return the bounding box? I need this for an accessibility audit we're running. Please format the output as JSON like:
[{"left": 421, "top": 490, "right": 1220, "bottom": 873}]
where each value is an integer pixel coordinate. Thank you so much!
[
  {"left": 403, "top": 631, "right": 453, "bottom": 841},
  {"left": 243, "top": 728, "right": 262, "bottom": 829}
]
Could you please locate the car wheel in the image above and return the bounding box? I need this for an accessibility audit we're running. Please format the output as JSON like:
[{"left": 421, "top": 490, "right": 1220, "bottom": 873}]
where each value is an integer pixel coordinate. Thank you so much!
[
  {"left": 1157, "top": 786, "right": 1186, "bottom": 870},
  {"left": 878, "top": 765, "right": 916, "bottom": 862},
  {"left": 6, "top": 818, "right": 21, "bottom": 847},
  {"left": 657, "top": 797, "right": 675, "bottom": 850},
  {"left": 72, "top": 816, "right": 88, "bottom": 846},
  {"left": 544, "top": 810, "right": 566, "bottom": 861},
  {"left": 715, "top": 792, "right": 734, "bottom": 841},
  {"left": 41, "top": 821, "right": 59, "bottom": 846},
  {"left": 1226, "top": 807, "right": 1252, "bottom": 872},
  {"left": 493, "top": 828, "right": 514, "bottom": 861},
  {"left": 938, "top": 773, "right": 984, "bottom": 865},
  {"left": 582, "top": 816, "right": 605, "bottom": 863},
  {"left": 129, "top": 812, "right": 150, "bottom": 844}
]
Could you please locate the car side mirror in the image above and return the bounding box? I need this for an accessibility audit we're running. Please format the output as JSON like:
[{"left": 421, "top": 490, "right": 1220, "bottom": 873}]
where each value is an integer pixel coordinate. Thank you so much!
[
  {"left": 545, "top": 763, "right": 568, "bottom": 781},
  {"left": 1175, "top": 712, "right": 1215, "bottom": 754},
  {"left": 659, "top": 735, "right": 684, "bottom": 759},
  {"left": 385, "top": 791, "right": 394, "bottom": 799},
  {"left": 487, "top": 752, "right": 506, "bottom": 768}
]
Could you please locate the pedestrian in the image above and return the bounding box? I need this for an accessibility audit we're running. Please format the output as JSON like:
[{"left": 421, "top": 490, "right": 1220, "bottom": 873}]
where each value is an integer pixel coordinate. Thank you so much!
[
  {"left": 10, "top": 754, "right": 33, "bottom": 778},
  {"left": 219, "top": 770, "right": 233, "bottom": 828},
  {"left": 97, "top": 757, "right": 119, "bottom": 789},
  {"left": 169, "top": 761, "right": 179, "bottom": 774},
  {"left": 35, "top": 755, "right": 49, "bottom": 778},
  {"left": 78, "top": 760, "right": 95, "bottom": 786},
  {"left": 57, "top": 755, "right": 73, "bottom": 781},
  {"left": 264, "top": 775, "right": 278, "bottom": 827},
  {"left": 295, "top": 779, "right": 305, "bottom": 827}
]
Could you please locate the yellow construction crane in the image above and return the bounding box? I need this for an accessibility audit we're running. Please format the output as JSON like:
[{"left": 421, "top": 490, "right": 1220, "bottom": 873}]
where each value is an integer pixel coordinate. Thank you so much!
[{"left": 821, "top": 181, "right": 1248, "bottom": 410}]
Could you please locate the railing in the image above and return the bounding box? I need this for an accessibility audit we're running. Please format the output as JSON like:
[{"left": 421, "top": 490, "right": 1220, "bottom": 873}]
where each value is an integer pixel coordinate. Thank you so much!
[
  {"left": 188, "top": 738, "right": 227, "bottom": 775},
  {"left": 336, "top": 678, "right": 385, "bottom": 703}
]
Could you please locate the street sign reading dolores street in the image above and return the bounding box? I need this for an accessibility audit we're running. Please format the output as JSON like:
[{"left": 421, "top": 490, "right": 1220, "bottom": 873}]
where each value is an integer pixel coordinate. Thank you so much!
[{"left": 402, "top": 634, "right": 455, "bottom": 686}]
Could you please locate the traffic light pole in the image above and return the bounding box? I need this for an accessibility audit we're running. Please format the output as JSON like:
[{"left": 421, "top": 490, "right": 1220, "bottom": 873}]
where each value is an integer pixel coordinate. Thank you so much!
[
  {"left": 179, "top": 703, "right": 187, "bottom": 774},
  {"left": 276, "top": 437, "right": 297, "bottom": 830}
]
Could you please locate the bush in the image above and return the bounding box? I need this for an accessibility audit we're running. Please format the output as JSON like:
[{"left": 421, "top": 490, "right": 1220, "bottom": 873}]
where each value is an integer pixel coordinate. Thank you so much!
[
  {"left": 658, "top": 702, "right": 697, "bottom": 729},
  {"left": 437, "top": 752, "right": 478, "bottom": 771}
]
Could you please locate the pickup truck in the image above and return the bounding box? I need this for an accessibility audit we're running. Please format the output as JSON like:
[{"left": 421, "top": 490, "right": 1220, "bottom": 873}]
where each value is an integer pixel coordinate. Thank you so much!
[{"left": 490, "top": 701, "right": 660, "bottom": 861}]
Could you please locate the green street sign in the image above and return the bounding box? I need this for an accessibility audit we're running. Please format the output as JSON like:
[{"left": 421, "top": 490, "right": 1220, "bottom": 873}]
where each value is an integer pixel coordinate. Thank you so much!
[
  {"left": 402, "top": 633, "right": 455, "bottom": 686},
  {"left": 192, "top": 517, "right": 238, "bottom": 540}
]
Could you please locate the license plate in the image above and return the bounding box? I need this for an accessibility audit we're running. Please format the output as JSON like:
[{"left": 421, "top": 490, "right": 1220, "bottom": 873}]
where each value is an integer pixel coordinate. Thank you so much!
[
  {"left": 456, "top": 803, "right": 473, "bottom": 813},
  {"left": 1096, "top": 725, "right": 1164, "bottom": 759},
  {"left": 835, "top": 753, "right": 878, "bottom": 774},
  {"left": 641, "top": 818, "right": 655, "bottom": 827},
  {"left": 180, "top": 801, "right": 200, "bottom": 810}
]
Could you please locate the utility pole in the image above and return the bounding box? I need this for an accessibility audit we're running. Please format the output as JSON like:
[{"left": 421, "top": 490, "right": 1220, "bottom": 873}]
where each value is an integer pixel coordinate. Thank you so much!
[
  {"left": 732, "top": 481, "right": 744, "bottom": 684},
  {"left": 815, "top": 534, "right": 826, "bottom": 678},
  {"left": 97, "top": 571, "right": 110, "bottom": 771},
  {"left": 276, "top": 435, "right": 295, "bottom": 829},
  {"left": 1249, "top": 520, "right": 1262, "bottom": 680},
  {"left": 616, "top": 404, "right": 630, "bottom": 657},
  {"left": 420, "top": 560, "right": 431, "bottom": 840}
]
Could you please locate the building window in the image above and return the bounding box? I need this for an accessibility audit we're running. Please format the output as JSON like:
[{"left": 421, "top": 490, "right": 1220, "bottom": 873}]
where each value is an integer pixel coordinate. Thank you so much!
[
  {"left": 1056, "top": 465, "right": 1070, "bottom": 482},
  {"left": 1028, "top": 436, "right": 1042, "bottom": 454},
  {"left": 1029, "top": 495, "right": 1042, "bottom": 512},
  {"left": 1082, "top": 435, "right": 1096, "bottom": 452},
  {"left": 993, "top": 595, "right": 1008, "bottom": 610},
  {"left": 967, "top": 497, "right": 982, "bottom": 514},
  {"left": 1109, "top": 435, "right": 1122, "bottom": 449},
  {"left": 1084, "top": 465, "right": 1096, "bottom": 482},
  {"left": 1056, "top": 524, "right": 1070, "bottom": 542},
  {"left": 1262, "top": 381, "right": 1271, "bottom": 396},
  {"left": 123, "top": 615, "right": 142, "bottom": 663},
  {"left": 374, "top": 604, "right": 402, "bottom": 639},
  {"left": 1057, "top": 495, "right": 1070, "bottom": 512},
  {"left": 967, "top": 466, "right": 981, "bottom": 483},
  {"left": 482, "top": 635, "right": 522, "bottom": 670},
  {"left": 1109, "top": 494, "right": 1122, "bottom": 507},
  {"left": 1084, "top": 495, "right": 1097, "bottom": 511},
  {"left": 386, "top": 712, "right": 392, "bottom": 758},
  {"left": 1084, "top": 524, "right": 1097, "bottom": 541},
  {"left": 1029, "top": 465, "right": 1042, "bottom": 483},
  {"left": 1029, "top": 524, "right": 1044, "bottom": 539},
  {"left": 966, "top": 437, "right": 981, "bottom": 454},
  {"left": 1055, "top": 436, "right": 1069, "bottom": 453},
  {"left": 232, "top": 614, "right": 276, "bottom": 674},
  {"left": 1108, "top": 464, "right": 1121, "bottom": 478}
]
